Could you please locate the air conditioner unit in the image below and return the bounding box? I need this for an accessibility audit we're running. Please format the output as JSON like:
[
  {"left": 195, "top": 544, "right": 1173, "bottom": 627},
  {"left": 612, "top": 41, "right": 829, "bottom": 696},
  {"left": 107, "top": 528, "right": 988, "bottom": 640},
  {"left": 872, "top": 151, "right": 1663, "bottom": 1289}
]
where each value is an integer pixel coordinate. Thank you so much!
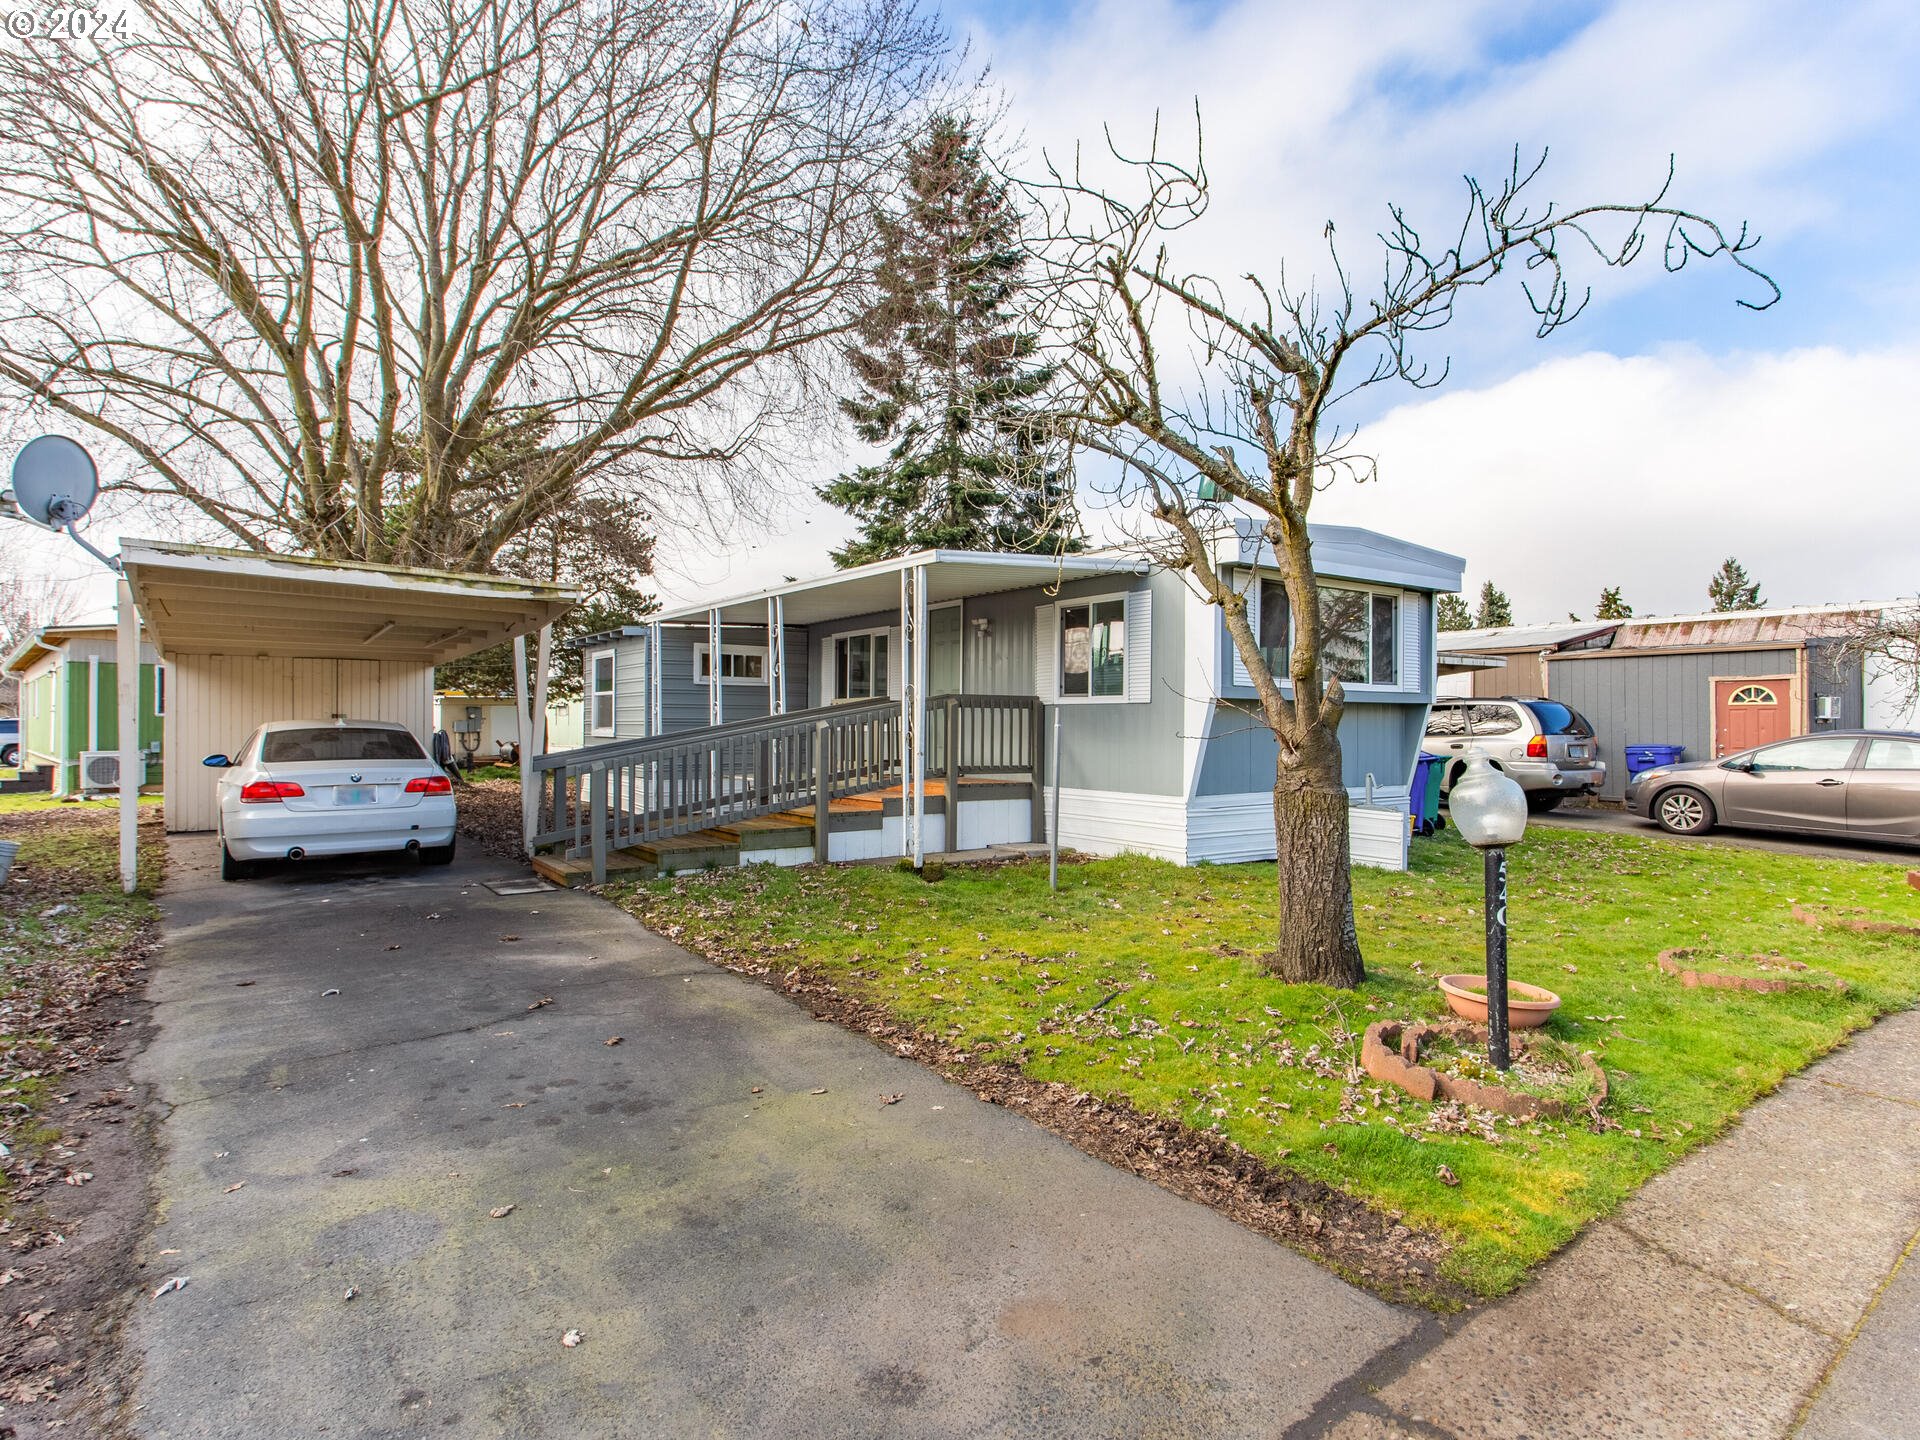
[
  {"left": 78, "top": 750, "right": 121, "bottom": 793},
  {"left": 1813, "top": 695, "right": 1839, "bottom": 723}
]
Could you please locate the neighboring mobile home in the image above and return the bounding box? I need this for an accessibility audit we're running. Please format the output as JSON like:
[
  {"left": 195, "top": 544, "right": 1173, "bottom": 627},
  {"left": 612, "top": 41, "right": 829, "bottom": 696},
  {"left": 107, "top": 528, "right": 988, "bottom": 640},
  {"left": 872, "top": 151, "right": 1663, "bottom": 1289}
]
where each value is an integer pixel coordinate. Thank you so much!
[
  {"left": 552, "top": 520, "right": 1464, "bottom": 873},
  {"left": 1439, "top": 603, "right": 1920, "bottom": 802},
  {"left": 2, "top": 623, "right": 163, "bottom": 795}
]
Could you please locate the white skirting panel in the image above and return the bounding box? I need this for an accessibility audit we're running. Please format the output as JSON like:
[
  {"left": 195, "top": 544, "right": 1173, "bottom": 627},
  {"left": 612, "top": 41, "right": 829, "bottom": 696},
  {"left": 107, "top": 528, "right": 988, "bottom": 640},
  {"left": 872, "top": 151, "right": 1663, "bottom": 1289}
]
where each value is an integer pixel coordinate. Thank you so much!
[
  {"left": 1052, "top": 787, "right": 1188, "bottom": 863},
  {"left": 1186, "top": 793, "right": 1410, "bottom": 872}
]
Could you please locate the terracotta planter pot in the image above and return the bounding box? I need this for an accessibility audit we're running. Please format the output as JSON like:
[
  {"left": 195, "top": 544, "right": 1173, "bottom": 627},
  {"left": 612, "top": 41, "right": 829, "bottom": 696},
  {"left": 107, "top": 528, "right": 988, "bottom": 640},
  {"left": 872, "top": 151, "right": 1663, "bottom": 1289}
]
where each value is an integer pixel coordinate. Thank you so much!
[{"left": 1436, "top": 974, "right": 1561, "bottom": 1028}]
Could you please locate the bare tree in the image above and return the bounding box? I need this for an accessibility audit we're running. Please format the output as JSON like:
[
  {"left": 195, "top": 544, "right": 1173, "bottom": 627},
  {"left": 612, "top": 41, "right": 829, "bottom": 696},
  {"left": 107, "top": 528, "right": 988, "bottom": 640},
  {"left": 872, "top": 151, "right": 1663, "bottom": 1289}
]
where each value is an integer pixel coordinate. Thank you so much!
[
  {"left": 0, "top": 564, "right": 73, "bottom": 715},
  {"left": 1027, "top": 129, "right": 1776, "bottom": 987},
  {"left": 0, "top": 0, "right": 946, "bottom": 570},
  {"left": 1840, "top": 604, "right": 1920, "bottom": 713}
]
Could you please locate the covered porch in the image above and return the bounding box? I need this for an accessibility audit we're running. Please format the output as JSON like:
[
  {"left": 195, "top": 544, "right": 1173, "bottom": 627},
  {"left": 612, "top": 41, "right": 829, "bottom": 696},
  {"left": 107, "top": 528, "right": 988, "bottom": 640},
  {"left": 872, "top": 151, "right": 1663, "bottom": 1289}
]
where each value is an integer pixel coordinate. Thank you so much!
[{"left": 542, "top": 550, "right": 1146, "bottom": 881}]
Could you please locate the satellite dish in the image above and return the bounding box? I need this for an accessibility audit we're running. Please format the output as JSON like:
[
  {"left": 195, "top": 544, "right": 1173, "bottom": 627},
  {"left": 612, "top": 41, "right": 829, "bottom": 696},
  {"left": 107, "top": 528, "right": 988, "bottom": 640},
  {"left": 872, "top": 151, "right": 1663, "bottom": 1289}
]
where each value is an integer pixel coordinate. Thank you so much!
[{"left": 9, "top": 435, "right": 98, "bottom": 529}]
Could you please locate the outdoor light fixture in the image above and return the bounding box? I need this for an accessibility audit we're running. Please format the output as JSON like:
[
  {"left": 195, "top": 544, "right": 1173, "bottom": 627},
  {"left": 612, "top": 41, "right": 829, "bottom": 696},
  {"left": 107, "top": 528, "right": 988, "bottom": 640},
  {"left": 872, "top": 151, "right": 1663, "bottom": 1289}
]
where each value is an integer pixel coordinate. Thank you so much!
[
  {"left": 971, "top": 616, "right": 992, "bottom": 639},
  {"left": 1447, "top": 756, "right": 1529, "bottom": 1070}
]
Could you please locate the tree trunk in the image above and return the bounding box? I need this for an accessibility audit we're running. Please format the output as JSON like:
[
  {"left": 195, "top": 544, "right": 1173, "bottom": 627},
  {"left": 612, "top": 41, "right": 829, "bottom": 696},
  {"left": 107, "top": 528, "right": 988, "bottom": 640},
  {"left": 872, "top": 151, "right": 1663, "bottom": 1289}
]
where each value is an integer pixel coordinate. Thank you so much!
[{"left": 1268, "top": 778, "right": 1364, "bottom": 987}]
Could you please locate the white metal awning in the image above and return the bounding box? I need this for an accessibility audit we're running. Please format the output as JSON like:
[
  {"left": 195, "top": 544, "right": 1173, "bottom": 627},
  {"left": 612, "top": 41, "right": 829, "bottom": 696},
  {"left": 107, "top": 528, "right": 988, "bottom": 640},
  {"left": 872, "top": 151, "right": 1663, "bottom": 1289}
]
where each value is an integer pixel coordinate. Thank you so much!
[
  {"left": 647, "top": 549, "right": 1149, "bottom": 629},
  {"left": 119, "top": 540, "right": 576, "bottom": 663}
]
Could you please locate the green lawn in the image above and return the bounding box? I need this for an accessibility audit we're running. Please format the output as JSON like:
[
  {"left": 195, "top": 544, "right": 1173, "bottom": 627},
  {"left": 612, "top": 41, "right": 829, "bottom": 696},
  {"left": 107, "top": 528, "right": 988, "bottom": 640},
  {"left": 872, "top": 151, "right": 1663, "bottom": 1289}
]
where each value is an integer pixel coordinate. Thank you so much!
[
  {"left": 614, "top": 828, "right": 1920, "bottom": 1301},
  {"left": 0, "top": 802, "right": 163, "bottom": 1205}
]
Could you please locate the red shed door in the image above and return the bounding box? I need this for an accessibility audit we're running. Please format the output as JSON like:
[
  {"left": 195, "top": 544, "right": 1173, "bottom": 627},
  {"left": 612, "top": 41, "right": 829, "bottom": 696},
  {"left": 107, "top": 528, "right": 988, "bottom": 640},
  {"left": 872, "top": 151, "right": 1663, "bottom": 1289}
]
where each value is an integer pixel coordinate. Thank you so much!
[{"left": 1714, "top": 678, "right": 1791, "bottom": 758}]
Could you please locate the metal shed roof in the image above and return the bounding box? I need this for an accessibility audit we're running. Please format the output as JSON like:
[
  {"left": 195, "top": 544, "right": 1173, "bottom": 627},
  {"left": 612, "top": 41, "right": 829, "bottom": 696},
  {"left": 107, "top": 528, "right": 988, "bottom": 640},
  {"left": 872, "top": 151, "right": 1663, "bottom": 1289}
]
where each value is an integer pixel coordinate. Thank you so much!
[{"left": 119, "top": 540, "right": 577, "bottom": 664}]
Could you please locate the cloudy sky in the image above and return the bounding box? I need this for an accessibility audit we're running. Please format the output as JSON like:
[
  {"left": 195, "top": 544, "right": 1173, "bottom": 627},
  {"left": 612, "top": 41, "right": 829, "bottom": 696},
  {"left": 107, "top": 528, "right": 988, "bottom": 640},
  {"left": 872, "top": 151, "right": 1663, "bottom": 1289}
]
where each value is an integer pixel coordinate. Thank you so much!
[{"left": 15, "top": 0, "right": 1920, "bottom": 624}]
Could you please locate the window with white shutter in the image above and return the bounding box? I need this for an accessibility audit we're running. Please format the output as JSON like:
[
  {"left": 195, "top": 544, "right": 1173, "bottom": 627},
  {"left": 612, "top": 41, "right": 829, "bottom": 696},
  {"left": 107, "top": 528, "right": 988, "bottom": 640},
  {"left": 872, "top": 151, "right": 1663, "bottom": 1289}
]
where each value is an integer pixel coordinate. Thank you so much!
[{"left": 1046, "top": 590, "right": 1151, "bottom": 704}]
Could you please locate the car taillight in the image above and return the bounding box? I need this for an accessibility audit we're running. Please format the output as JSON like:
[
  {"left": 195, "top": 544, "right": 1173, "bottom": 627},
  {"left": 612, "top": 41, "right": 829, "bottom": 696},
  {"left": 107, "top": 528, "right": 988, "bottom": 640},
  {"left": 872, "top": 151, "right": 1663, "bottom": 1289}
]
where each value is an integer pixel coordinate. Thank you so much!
[
  {"left": 405, "top": 775, "right": 452, "bottom": 795},
  {"left": 1525, "top": 735, "right": 1548, "bottom": 759},
  {"left": 239, "top": 780, "right": 305, "bottom": 803}
]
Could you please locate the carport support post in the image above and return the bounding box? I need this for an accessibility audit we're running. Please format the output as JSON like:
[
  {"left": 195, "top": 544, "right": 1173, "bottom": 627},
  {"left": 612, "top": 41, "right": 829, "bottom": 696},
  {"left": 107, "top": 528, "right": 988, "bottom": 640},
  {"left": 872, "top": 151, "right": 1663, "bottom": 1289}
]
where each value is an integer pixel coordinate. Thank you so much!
[{"left": 116, "top": 578, "right": 139, "bottom": 895}]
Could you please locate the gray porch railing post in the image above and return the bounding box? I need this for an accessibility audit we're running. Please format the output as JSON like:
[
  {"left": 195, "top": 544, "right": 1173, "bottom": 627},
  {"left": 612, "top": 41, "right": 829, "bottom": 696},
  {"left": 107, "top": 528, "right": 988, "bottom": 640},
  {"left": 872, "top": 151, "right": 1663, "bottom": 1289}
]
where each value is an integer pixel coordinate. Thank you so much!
[
  {"left": 589, "top": 765, "right": 609, "bottom": 885},
  {"left": 812, "top": 719, "right": 831, "bottom": 863},
  {"left": 944, "top": 696, "right": 960, "bottom": 854},
  {"left": 1030, "top": 701, "right": 1046, "bottom": 843}
]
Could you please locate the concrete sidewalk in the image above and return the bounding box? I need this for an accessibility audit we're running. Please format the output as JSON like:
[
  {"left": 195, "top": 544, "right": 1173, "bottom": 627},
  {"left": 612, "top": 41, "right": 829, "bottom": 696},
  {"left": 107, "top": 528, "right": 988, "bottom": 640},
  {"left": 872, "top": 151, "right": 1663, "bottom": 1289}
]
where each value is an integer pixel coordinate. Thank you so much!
[
  {"left": 129, "top": 838, "right": 1414, "bottom": 1439},
  {"left": 1306, "top": 1008, "right": 1920, "bottom": 1440}
]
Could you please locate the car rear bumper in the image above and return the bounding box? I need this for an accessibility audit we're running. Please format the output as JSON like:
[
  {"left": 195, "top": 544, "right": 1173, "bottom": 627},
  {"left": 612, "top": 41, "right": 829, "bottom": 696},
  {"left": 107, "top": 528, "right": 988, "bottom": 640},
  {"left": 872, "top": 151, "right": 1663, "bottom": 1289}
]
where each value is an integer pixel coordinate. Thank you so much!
[
  {"left": 224, "top": 800, "right": 455, "bottom": 860},
  {"left": 1506, "top": 759, "right": 1607, "bottom": 794}
]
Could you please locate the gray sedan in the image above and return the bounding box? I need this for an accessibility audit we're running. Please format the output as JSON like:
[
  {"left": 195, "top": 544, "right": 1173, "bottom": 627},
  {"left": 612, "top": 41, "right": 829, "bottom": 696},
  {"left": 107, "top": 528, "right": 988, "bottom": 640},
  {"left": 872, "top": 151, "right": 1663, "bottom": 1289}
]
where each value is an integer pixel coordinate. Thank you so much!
[{"left": 1626, "top": 730, "right": 1920, "bottom": 843}]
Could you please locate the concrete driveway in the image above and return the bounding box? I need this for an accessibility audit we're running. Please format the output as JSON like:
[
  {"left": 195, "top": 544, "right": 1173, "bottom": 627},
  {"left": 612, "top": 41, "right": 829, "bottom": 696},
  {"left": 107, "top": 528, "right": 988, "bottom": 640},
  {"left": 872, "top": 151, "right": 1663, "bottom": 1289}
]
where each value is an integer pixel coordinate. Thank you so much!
[{"left": 130, "top": 838, "right": 1414, "bottom": 1439}]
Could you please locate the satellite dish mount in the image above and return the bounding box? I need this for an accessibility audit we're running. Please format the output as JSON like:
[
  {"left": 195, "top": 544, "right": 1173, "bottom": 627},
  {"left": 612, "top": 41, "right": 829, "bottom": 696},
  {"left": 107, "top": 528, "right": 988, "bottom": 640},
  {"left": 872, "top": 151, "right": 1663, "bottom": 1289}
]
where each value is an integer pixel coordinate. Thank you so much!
[{"left": 5, "top": 435, "right": 118, "bottom": 571}]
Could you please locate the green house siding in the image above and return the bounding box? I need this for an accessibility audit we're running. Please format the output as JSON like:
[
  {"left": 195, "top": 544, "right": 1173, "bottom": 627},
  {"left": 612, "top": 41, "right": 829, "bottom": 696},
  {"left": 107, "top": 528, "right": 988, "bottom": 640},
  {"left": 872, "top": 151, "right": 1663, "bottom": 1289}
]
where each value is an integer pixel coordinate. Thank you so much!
[{"left": 25, "top": 658, "right": 163, "bottom": 787}]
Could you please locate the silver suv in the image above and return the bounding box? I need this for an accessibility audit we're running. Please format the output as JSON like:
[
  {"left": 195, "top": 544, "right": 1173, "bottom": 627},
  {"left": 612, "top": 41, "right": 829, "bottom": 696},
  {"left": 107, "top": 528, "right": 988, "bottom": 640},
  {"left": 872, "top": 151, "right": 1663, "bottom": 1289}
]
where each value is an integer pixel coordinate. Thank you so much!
[{"left": 1422, "top": 697, "right": 1606, "bottom": 813}]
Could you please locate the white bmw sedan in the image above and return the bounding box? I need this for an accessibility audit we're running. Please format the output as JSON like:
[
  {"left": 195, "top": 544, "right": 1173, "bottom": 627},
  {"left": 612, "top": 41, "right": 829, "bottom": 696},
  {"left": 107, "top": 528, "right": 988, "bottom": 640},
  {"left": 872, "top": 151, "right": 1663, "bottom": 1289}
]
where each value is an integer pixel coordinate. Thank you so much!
[{"left": 207, "top": 719, "right": 456, "bottom": 880}]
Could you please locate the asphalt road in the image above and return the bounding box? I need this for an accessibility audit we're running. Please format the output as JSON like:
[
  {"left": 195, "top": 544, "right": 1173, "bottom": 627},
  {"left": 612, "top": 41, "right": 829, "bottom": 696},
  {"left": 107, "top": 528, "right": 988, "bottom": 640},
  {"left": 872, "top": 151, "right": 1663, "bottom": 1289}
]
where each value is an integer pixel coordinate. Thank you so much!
[
  {"left": 129, "top": 838, "right": 1414, "bottom": 1439},
  {"left": 1528, "top": 803, "right": 1920, "bottom": 867}
]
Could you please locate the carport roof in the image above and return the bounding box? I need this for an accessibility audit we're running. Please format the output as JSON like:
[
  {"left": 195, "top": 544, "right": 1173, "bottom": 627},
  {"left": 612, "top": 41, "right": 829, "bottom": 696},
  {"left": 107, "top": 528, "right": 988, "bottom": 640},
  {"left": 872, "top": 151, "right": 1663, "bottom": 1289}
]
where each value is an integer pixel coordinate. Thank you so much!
[{"left": 119, "top": 540, "right": 577, "bottom": 664}]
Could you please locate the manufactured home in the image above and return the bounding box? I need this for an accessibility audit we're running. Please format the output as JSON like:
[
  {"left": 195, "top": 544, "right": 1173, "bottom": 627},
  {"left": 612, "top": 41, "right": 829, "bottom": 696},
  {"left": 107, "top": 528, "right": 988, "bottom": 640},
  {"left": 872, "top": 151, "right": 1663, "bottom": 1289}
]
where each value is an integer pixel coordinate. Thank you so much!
[
  {"left": 2, "top": 623, "right": 164, "bottom": 795},
  {"left": 536, "top": 520, "right": 1464, "bottom": 877}
]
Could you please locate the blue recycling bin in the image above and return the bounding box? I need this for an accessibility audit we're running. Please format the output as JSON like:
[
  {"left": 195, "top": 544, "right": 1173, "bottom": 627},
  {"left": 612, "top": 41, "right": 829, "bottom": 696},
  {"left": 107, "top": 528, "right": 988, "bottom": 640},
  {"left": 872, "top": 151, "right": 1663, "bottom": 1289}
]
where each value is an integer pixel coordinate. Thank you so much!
[
  {"left": 1410, "top": 752, "right": 1446, "bottom": 836},
  {"left": 1624, "top": 744, "right": 1684, "bottom": 778}
]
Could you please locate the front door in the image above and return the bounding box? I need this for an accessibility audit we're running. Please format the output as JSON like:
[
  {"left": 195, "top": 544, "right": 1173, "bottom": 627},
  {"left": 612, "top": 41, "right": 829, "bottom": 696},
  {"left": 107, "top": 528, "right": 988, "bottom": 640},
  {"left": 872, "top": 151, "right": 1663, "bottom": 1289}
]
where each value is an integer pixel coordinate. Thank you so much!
[
  {"left": 929, "top": 604, "right": 963, "bottom": 695},
  {"left": 1713, "top": 678, "right": 1791, "bottom": 758},
  {"left": 1719, "top": 734, "right": 1863, "bottom": 832}
]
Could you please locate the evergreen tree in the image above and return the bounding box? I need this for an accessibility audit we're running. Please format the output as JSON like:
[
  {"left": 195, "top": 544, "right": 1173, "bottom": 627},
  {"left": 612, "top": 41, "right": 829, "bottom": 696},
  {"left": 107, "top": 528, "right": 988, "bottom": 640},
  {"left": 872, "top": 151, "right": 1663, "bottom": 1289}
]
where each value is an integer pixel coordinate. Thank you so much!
[
  {"left": 1708, "top": 557, "right": 1764, "bottom": 612},
  {"left": 820, "top": 115, "right": 1080, "bottom": 566},
  {"left": 1474, "top": 581, "right": 1514, "bottom": 628},
  {"left": 1595, "top": 585, "right": 1633, "bottom": 619},
  {"left": 1436, "top": 592, "right": 1473, "bottom": 631}
]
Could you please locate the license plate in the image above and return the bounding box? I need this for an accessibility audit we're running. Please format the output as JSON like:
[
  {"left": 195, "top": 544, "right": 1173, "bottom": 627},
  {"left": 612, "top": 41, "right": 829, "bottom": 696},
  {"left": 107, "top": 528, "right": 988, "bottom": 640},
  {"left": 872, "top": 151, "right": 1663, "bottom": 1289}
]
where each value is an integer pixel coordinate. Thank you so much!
[
  {"left": 336, "top": 786, "right": 377, "bottom": 806},
  {"left": 1569, "top": 745, "right": 1591, "bottom": 760}
]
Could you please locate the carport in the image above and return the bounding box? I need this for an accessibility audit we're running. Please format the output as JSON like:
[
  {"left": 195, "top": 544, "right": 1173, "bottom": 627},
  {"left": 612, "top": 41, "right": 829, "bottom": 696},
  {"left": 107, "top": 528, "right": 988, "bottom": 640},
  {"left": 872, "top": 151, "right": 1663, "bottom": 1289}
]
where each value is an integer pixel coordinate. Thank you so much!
[{"left": 118, "top": 540, "right": 574, "bottom": 864}]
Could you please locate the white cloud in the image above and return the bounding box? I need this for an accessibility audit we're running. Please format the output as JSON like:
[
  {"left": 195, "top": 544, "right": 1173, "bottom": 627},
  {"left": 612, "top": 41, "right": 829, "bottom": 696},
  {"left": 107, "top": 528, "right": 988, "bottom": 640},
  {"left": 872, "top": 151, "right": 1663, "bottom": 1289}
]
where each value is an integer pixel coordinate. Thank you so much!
[{"left": 1314, "top": 344, "right": 1920, "bottom": 618}]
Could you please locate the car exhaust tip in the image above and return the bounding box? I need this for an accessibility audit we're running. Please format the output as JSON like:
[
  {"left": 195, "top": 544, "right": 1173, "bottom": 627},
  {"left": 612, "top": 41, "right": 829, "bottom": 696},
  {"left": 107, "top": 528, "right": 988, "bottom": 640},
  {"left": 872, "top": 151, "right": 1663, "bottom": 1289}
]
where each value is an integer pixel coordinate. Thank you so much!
[
  {"left": 405, "top": 840, "right": 421, "bottom": 853},
  {"left": 287, "top": 847, "right": 306, "bottom": 860}
]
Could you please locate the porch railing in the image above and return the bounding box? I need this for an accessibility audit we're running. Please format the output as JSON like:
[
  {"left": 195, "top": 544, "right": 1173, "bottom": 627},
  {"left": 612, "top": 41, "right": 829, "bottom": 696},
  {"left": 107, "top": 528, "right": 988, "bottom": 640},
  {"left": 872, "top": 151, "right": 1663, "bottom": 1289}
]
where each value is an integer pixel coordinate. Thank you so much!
[{"left": 532, "top": 693, "right": 1043, "bottom": 879}]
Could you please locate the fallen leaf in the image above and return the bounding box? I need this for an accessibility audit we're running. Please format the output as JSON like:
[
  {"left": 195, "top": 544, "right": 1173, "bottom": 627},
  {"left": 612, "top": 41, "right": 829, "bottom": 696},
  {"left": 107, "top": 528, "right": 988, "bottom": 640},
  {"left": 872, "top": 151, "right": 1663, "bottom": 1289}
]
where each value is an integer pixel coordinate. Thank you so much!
[
  {"left": 223, "top": 1181, "right": 246, "bottom": 1194},
  {"left": 750, "top": 1086, "right": 763, "bottom": 1094},
  {"left": 604, "top": 1036, "right": 623, "bottom": 1047},
  {"left": 561, "top": 1328, "right": 583, "bottom": 1348},
  {"left": 879, "top": 1093, "right": 904, "bottom": 1106},
  {"left": 234, "top": 980, "right": 256, "bottom": 987},
  {"left": 63, "top": 1171, "right": 93, "bottom": 1186},
  {"left": 502, "top": 1102, "right": 526, "bottom": 1109},
  {"left": 343, "top": 1286, "right": 359, "bottom": 1301},
  {"left": 331, "top": 1168, "right": 358, "bottom": 1178},
  {"left": 809, "top": 1087, "right": 827, "bottom": 1095},
  {"left": 21, "top": 1310, "right": 49, "bottom": 1330},
  {"left": 150, "top": 1276, "right": 189, "bottom": 1301},
  {"left": 157, "top": 1250, "right": 180, "bottom": 1258},
  {"left": 386, "top": 944, "right": 402, "bottom": 952},
  {"left": 489, "top": 1205, "right": 515, "bottom": 1219},
  {"left": 500, "top": 934, "right": 521, "bottom": 943},
  {"left": 321, "top": 988, "right": 341, "bottom": 998},
  {"left": 1437, "top": 1165, "right": 1460, "bottom": 1187},
  {"left": 527, "top": 996, "right": 553, "bottom": 1011}
]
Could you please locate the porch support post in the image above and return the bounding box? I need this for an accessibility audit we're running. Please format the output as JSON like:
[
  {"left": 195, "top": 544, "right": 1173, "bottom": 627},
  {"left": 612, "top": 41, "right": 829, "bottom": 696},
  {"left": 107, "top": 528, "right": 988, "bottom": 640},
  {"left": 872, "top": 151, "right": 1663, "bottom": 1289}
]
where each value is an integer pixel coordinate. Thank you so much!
[
  {"left": 513, "top": 634, "right": 532, "bottom": 856},
  {"left": 767, "top": 595, "right": 787, "bottom": 715},
  {"left": 646, "top": 622, "right": 662, "bottom": 736},
  {"left": 707, "top": 608, "right": 723, "bottom": 727},
  {"left": 911, "top": 565, "right": 928, "bottom": 867},
  {"left": 115, "top": 579, "right": 139, "bottom": 895}
]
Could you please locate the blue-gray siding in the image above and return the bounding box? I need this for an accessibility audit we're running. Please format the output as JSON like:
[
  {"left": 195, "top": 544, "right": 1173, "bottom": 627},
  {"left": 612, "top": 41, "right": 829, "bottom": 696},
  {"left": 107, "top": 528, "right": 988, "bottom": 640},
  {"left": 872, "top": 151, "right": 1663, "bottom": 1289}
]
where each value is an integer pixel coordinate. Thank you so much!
[{"left": 1195, "top": 701, "right": 1427, "bottom": 796}]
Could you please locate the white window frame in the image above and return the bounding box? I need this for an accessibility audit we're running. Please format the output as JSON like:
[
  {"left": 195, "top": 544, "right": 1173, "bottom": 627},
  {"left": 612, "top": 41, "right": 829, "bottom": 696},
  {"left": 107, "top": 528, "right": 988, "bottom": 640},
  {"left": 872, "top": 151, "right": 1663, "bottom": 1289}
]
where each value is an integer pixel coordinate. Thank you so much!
[
  {"left": 832, "top": 629, "right": 891, "bottom": 702},
  {"left": 1056, "top": 590, "right": 1131, "bottom": 705},
  {"left": 693, "top": 642, "right": 769, "bottom": 687},
  {"left": 588, "top": 648, "right": 617, "bottom": 737},
  {"left": 1240, "top": 576, "right": 1403, "bottom": 693}
]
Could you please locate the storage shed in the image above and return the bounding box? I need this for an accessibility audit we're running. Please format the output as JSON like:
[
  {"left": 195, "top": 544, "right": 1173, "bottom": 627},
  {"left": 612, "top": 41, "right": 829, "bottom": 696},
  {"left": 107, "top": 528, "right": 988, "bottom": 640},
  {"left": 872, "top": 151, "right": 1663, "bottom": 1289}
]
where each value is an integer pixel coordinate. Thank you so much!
[{"left": 119, "top": 542, "right": 575, "bottom": 833}]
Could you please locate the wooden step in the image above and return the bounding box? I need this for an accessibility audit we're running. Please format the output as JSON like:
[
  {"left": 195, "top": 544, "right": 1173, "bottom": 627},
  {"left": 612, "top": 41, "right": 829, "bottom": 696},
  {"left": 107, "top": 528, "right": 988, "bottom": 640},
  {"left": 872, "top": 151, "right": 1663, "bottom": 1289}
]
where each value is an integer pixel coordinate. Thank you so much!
[
  {"left": 531, "top": 850, "right": 654, "bottom": 887},
  {"left": 629, "top": 829, "right": 740, "bottom": 871}
]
